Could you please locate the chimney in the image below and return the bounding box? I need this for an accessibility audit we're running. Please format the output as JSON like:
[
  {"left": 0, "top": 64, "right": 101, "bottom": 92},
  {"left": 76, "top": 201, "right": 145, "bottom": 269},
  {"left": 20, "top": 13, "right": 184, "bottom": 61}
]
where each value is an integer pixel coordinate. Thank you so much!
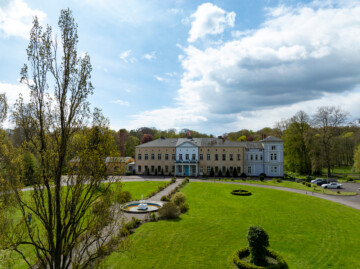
[{"left": 119, "top": 129, "right": 126, "bottom": 157}]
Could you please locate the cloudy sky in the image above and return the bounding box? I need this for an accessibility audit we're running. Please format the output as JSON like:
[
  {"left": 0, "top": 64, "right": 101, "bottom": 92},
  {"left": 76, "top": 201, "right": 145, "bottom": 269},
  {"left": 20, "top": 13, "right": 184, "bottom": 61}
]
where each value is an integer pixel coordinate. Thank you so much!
[{"left": 1, "top": 0, "right": 360, "bottom": 135}]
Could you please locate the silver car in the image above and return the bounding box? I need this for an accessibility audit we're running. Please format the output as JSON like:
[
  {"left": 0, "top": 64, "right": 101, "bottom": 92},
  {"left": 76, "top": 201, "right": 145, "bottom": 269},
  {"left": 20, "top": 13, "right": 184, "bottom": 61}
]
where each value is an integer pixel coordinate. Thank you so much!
[{"left": 321, "top": 182, "right": 342, "bottom": 189}]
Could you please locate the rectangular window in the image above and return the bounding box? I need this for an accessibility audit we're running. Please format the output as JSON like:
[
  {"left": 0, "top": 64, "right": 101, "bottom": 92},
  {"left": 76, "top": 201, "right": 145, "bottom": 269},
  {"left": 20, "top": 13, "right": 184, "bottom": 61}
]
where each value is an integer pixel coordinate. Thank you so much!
[
  {"left": 179, "top": 154, "right": 183, "bottom": 160},
  {"left": 250, "top": 155, "right": 253, "bottom": 161},
  {"left": 207, "top": 154, "right": 211, "bottom": 161},
  {"left": 138, "top": 154, "right": 142, "bottom": 160},
  {"left": 192, "top": 154, "right": 196, "bottom": 160},
  {"left": 237, "top": 154, "right": 241, "bottom": 161},
  {"left": 230, "top": 154, "right": 233, "bottom": 161},
  {"left": 248, "top": 166, "right": 251, "bottom": 174},
  {"left": 237, "top": 167, "right": 241, "bottom": 173},
  {"left": 200, "top": 167, "right": 203, "bottom": 174},
  {"left": 230, "top": 166, "right": 234, "bottom": 172},
  {"left": 172, "top": 154, "right": 176, "bottom": 160},
  {"left": 215, "top": 154, "right": 218, "bottom": 161},
  {"left": 158, "top": 154, "right": 161, "bottom": 160},
  {"left": 178, "top": 166, "right": 182, "bottom": 172},
  {"left": 151, "top": 166, "right": 154, "bottom": 172},
  {"left": 255, "top": 155, "right": 258, "bottom": 161},
  {"left": 207, "top": 166, "right": 211, "bottom": 174},
  {"left": 165, "top": 154, "right": 169, "bottom": 160},
  {"left": 138, "top": 165, "right": 142, "bottom": 172},
  {"left": 215, "top": 166, "right": 219, "bottom": 174},
  {"left": 165, "top": 165, "right": 168, "bottom": 173},
  {"left": 222, "top": 154, "right": 226, "bottom": 161},
  {"left": 186, "top": 154, "right": 189, "bottom": 160},
  {"left": 200, "top": 154, "right": 203, "bottom": 160},
  {"left": 222, "top": 166, "right": 226, "bottom": 173},
  {"left": 145, "top": 165, "right": 148, "bottom": 172},
  {"left": 172, "top": 166, "right": 175, "bottom": 172},
  {"left": 272, "top": 145, "right": 276, "bottom": 150},
  {"left": 158, "top": 166, "right": 161, "bottom": 172},
  {"left": 191, "top": 166, "right": 196, "bottom": 173},
  {"left": 274, "top": 153, "right": 277, "bottom": 160},
  {"left": 145, "top": 154, "right": 148, "bottom": 160},
  {"left": 271, "top": 166, "right": 278, "bottom": 173},
  {"left": 270, "top": 153, "right": 273, "bottom": 160},
  {"left": 151, "top": 154, "right": 154, "bottom": 160},
  {"left": 260, "top": 155, "right": 263, "bottom": 161}
]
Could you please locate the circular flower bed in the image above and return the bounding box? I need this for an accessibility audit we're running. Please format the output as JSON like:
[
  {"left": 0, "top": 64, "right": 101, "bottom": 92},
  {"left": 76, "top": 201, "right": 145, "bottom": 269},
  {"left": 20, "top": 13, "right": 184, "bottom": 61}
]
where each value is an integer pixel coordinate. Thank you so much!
[
  {"left": 231, "top": 189, "right": 252, "bottom": 196},
  {"left": 233, "top": 247, "right": 288, "bottom": 269}
]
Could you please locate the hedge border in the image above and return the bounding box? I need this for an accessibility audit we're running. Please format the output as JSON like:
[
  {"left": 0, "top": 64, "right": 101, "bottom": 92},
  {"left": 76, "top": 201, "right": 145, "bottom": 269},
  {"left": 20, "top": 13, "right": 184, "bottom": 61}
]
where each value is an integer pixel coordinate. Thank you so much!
[
  {"left": 233, "top": 247, "right": 288, "bottom": 269},
  {"left": 231, "top": 189, "right": 252, "bottom": 196}
]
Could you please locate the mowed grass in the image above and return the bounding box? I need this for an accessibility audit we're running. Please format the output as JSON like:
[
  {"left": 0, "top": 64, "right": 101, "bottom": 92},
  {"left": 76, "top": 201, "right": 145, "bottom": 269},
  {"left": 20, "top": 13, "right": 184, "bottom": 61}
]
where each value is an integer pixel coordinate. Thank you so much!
[
  {"left": 2, "top": 181, "right": 169, "bottom": 269},
  {"left": 102, "top": 182, "right": 360, "bottom": 269}
]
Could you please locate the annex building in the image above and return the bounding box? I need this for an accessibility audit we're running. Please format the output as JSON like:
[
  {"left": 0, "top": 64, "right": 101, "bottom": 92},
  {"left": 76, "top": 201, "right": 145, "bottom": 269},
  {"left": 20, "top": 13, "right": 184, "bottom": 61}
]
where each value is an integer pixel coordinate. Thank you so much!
[{"left": 135, "top": 136, "right": 284, "bottom": 177}]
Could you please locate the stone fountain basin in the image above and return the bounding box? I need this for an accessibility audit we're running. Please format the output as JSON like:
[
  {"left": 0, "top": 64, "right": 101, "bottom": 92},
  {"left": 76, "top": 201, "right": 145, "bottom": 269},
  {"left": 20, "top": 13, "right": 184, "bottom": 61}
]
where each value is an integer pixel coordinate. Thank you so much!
[{"left": 121, "top": 201, "right": 164, "bottom": 213}]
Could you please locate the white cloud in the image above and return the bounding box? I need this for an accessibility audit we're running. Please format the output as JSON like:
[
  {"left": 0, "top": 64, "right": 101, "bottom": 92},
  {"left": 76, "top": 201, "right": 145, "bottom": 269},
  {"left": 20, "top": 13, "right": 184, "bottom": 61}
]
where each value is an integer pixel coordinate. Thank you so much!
[
  {"left": 154, "top": 75, "right": 165, "bottom": 82},
  {"left": 129, "top": 1, "right": 360, "bottom": 134},
  {"left": 188, "top": 3, "right": 236, "bottom": 43},
  {"left": 0, "top": 0, "right": 46, "bottom": 39},
  {"left": 113, "top": 99, "right": 130, "bottom": 106},
  {"left": 119, "top": 50, "right": 136, "bottom": 63},
  {"left": 0, "top": 81, "right": 30, "bottom": 104},
  {"left": 142, "top": 51, "right": 156, "bottom": 60}
]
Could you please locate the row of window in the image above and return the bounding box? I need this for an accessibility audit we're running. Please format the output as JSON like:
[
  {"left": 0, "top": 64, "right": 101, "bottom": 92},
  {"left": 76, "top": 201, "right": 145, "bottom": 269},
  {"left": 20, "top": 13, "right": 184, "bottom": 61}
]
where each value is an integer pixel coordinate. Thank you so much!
[
  {"left": 247, "top": 153, "right": 278, "bottom": 161},
  {"left": 138, "top": 165, "right": 175, "bottom": 173},
  {"left": 200, "top": 166, "right": 242, "bottom": 174},
  {"left": 137, "top": 153, "right": 242, "bottom": 161}
]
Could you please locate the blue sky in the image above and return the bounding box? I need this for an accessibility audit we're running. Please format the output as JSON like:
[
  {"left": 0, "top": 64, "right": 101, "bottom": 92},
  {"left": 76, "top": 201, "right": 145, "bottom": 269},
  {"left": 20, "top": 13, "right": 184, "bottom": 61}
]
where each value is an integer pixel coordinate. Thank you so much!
[{"left": 1, "top": 0, "right": 360, "bottom": 135}]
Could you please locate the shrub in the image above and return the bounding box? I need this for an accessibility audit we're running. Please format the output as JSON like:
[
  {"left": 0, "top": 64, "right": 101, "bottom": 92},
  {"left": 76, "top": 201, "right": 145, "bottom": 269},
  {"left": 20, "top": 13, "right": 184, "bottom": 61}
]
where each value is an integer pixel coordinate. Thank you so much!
[
  {"left": 158, "top": 202, "right": 180, "bottom": 219},
  {"left": 240, "top": 173, "right": 247, "bottom": 178},
  {"left": 226, "top": 169, "right": 231, "bottom": 177},
  {"left": 218, "top": 170, "right": 223, "bottom": 177},
  {"left": 259, "top": 175, "right": 265, "bottom": 182},
  {"left": 117, "top": 190, "right": 132, "bottom": 203},
  {"left": 154, "top": 168, "right": 158, "bottom": 176},
  {"left": 179, "top": 202, "right": 189, "bottom": 213},
  {"left": 276, "top": 178, "right": 282, "bottom": 183},
  {"left": 171, "top": 192, "right": 186, "bottom": 206},
  {"left": 125, "top": 171, "right": 132, "bottom": 176},
  {"left": 259, "top": 173, "right": 266, "bottom": 178},
  {"left": 185, "top": 177, "right": 190, "bottom": 182},
  {"left": 247, "top": 226, "right": 269, "bottom": 267},
  {"left": 233, "top": 169, "right": 238, "bottom": 177},
  {"left": 161, "top": 195, "right": 169, "bottom": 201},
  {"left": 150, "top": 212, "right": 157, "bottom": 222},
  {"left": 296, "top": 178, "right": 303, "bottom": 183},
  {"left": 158, "top": 185, "right": 165, "bottom": 191},
  {"left": 231, "top": 177, "right": 234, "bottom": 181},
  {"left": 171, "top": 177, "right": 177, "bottom": 183},
  {"left": 272, "top": 178, "right": 277, "bottom": 183},
  {"left": 209, "top": 167, "right": 215, "bottom": 177},
  {"left": 231, "top": 189, "right": 252, "bottom": 196},
  {"left": 305, "top": 175, "right": 312, "bottom": 182}
]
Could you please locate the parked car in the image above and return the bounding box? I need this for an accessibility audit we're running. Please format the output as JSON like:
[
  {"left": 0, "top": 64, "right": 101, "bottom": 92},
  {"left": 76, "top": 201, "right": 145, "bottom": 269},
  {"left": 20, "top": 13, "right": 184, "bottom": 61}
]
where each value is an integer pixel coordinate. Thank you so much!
[
  {"left": 316, "top": 180, "right": 328, "bottom": 186},
  {"left": 311, "top": 178, "right": 324, "bottom": 184},
  {"left": 321, "top": 182, "right": 342, "bottom": 189}
]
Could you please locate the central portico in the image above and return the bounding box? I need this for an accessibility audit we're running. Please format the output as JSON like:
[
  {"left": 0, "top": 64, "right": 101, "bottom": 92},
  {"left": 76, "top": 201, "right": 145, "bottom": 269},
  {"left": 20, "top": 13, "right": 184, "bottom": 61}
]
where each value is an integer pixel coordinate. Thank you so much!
[{"left": 175, "top": 138, "right": 199, "bottom": 177}]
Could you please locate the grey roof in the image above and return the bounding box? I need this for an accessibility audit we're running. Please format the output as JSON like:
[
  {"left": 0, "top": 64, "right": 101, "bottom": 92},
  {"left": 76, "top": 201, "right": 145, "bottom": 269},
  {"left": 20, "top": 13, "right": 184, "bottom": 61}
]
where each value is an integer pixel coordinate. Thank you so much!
[
  {"left": 136, "top": 138, "right": 178, "bottom": 147},
  {"left": 136, "top": 138, "right": 263, "bottom": 149},
  {"left": 261, "top": 136, "right": 283, "bottom": 142}
]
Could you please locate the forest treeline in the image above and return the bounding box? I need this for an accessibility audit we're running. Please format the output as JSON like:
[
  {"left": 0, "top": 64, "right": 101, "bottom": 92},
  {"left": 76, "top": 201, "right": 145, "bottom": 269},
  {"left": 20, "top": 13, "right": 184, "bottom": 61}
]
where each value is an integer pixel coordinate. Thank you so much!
[{"left": 4, "top": 106, "right": 360, "bottom": 176}]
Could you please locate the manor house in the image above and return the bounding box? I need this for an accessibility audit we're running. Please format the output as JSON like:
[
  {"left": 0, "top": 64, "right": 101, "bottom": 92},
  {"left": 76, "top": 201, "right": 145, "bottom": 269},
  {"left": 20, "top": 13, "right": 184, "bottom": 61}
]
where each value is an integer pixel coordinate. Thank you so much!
[{"left": 135, "top": 136, "right": 283, "bottom": 177}]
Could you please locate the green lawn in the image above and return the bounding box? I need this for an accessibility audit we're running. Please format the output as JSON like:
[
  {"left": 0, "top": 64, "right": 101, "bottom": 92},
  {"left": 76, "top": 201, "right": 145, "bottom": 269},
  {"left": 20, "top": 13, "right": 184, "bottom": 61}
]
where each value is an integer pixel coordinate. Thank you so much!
[
  {"left": 1, "top": 181, "right": 169, "bottom": 269},
  {"left": 102, "top": 182, "right": 360, "bottom": 269},
  {"left": 205, "top": 178, "right": 357, "bottom": 196}
]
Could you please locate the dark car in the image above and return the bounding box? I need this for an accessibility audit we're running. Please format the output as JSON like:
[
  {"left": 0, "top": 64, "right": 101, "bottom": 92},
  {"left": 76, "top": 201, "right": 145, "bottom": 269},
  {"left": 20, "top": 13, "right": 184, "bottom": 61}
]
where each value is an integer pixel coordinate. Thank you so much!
[{"left": 316, "top": 179, "right": 328, "bottom": 186}]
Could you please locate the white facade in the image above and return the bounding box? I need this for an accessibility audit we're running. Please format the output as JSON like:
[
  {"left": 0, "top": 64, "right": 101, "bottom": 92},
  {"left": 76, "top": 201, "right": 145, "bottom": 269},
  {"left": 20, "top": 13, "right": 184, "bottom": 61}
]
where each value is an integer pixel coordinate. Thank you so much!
[
  {"left": 175, "top": 141, "right": 199, "bottom": 177},
  {"left": 245, "top": 149, "right": 264, "bottom": 176},
  {"left": 262, "top": 140, "right": 284, "bottom": 177}
]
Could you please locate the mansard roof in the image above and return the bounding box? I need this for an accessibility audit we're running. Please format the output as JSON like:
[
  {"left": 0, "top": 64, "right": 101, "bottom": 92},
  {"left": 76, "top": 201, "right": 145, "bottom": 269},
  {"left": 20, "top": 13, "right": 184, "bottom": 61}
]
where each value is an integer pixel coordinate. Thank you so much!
[
  {"left": 261, "top": 136, "right": 283, "bottom": 142},
  {"left": 136, "top": 137, "right": 264, "bottom": 149}
]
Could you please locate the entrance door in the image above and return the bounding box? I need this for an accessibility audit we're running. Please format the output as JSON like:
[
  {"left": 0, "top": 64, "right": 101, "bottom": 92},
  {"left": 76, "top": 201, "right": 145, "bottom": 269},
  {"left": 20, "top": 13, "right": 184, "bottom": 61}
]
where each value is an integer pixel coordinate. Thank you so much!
[{"left": 184, "top": 165, "right": 189, "bottom": 176}]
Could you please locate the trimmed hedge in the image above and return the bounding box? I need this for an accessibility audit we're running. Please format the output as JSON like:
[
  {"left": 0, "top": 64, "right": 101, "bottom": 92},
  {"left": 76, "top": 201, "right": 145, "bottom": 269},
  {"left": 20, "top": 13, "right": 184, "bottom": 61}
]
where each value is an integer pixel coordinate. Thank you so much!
[
  {"left": 233, "top": 247, "right": 288, "bottom": 269},
  {"left": 231, "top": 189, "right": 252, "bottom": 196}
]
